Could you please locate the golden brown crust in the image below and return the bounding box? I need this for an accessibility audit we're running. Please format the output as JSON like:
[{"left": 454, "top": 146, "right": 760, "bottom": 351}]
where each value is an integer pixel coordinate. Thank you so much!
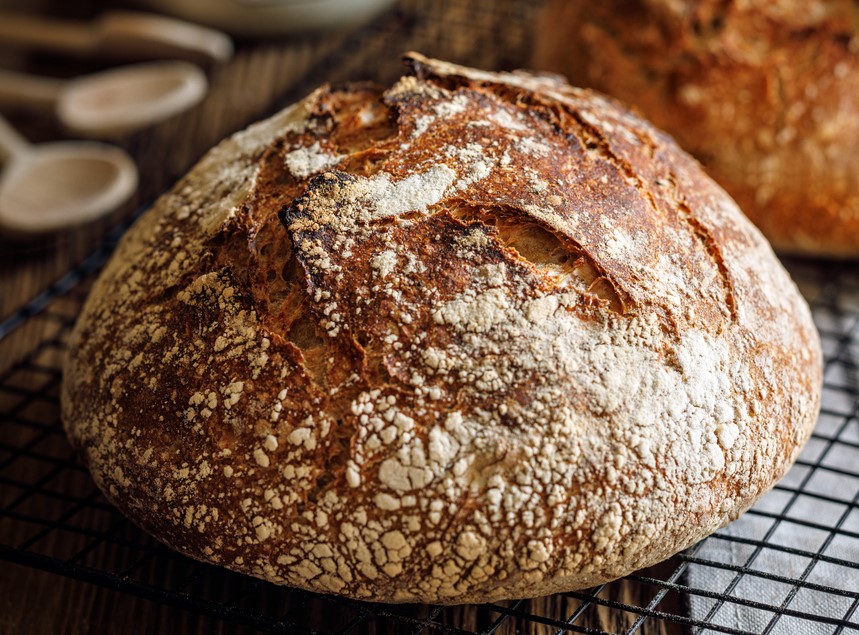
[
  {"left": 533, "top": 0, "right": 859, "bottom": 256},
  {"left": 61, "top": 53, "right": 821, "bottom": 604}
]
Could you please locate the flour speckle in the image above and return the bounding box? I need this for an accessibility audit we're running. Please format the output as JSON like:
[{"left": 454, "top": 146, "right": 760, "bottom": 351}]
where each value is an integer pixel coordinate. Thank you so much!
[{"left": 285, "top": 142, "right": 343, "bottom": 179}]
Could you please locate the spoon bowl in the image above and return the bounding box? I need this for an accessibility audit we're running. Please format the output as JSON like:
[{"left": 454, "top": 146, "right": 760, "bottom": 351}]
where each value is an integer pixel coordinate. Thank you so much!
[
  {"left": 57, "top": 61, "right": 207, "bottom": 137},
  {"left": 0, "top": 61, "right": 208, "bottom": 138},
  {"left": 0, "top": 116, "right": 137, "bottom": 235}
]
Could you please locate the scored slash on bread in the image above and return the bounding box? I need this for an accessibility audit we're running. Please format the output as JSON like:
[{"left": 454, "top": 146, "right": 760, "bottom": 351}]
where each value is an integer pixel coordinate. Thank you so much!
[{"left": 62, "top": 53, "right": 821, "bottom": 603}]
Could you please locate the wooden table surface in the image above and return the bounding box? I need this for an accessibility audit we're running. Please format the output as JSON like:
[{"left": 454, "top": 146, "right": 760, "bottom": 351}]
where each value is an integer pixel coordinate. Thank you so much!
[{"left": 0, "top": 2, "right": 681, "bottom": 633}]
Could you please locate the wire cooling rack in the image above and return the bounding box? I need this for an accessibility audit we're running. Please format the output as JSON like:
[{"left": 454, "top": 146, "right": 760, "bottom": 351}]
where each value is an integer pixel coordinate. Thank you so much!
[
  {"left": 2, "top": 1, "right": 859, "bottom": 633},
  {"left": 2, "top": 254, "right": 857, "bottom": 635}
]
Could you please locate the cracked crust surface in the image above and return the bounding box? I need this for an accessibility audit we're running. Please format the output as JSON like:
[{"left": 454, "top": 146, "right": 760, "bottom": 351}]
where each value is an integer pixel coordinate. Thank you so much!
[
  {"left": 62, "top": 53, "right": 821, "bottom": 604},
  {"left": 533, "top": 0, "right": 859, "bottom": 257}
]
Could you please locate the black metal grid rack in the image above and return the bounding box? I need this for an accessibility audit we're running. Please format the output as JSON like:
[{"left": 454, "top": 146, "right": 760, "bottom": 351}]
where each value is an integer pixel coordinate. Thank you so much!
[{"left": 1, "top": 2, "right": 858, "bottom": 633}]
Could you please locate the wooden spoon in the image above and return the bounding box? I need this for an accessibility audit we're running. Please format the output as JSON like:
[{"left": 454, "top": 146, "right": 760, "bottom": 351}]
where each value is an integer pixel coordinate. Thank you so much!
[
  {"left": 0, "top": 10, "right": 233, "bottom": 67},
  {"left": 0, "top": 62, "right": 208, "bottom": 138},
  {"left": 0, "top": 114, "right": 137, "bottom": 235}
]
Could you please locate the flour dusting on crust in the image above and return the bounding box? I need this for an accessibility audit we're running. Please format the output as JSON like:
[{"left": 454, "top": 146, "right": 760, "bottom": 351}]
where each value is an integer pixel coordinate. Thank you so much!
[{"left": 62, "top": 53, "right": 821, "bottom": 604}]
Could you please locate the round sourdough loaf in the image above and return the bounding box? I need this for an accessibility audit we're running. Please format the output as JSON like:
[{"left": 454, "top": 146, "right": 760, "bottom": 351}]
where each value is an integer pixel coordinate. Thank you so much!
[
  {"left": 62, "top": 53, "right": 821, "bottom": 604},
  {"left": 533, "top": 0, "right": 859, "bottom": 257}
]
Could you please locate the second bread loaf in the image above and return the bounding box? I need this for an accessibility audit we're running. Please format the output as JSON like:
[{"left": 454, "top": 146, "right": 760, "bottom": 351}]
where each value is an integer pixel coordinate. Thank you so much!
[{"left": 533, "top": 0, "right": 859, "bottom": 257}]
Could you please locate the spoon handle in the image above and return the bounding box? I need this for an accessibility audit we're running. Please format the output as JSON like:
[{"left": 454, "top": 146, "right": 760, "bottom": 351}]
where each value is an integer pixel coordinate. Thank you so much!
[
  {"left": 0, "top": 13, "right": 94, "bottom": 55},
  {"left": 0, "top": 113, "right": 30, "bottom": 163},
  {"left": 0, "top": 69, "right": 63, "bottom": 113}
]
